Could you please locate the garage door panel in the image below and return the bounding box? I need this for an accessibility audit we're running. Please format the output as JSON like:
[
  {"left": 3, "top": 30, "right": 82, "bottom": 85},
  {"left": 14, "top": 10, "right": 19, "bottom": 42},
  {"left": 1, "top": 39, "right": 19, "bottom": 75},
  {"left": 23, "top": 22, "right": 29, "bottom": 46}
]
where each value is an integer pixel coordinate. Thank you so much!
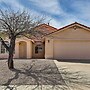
[{"left": 54, "top": 40, "right": 90, "bottom": 59}]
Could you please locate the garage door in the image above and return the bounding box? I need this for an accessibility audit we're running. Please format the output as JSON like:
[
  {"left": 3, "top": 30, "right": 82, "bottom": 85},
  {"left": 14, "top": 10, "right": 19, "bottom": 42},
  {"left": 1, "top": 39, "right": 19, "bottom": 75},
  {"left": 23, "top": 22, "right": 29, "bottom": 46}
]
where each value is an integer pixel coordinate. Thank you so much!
[{"left": 54, "top": 40, "right": 90, "bottom": 59}]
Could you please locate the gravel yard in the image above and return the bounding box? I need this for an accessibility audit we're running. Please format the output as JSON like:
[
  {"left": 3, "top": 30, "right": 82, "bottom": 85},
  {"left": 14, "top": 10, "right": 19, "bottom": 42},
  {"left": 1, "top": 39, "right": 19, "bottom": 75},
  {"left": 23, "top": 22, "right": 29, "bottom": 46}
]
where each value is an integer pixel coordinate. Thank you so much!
[
  {"left": 0, "top": 59, "right": 66, "bottom": 90},
  {"left": 0, "top": 59, "right": 65, "bottom": 85}
]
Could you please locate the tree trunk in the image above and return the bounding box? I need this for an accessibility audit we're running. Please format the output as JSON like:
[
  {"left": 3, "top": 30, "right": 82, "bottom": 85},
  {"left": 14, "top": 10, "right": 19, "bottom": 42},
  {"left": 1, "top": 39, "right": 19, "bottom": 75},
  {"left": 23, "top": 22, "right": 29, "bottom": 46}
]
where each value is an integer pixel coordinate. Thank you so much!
[
  {"left": 8, "top": 52, "right": 14, "bottom": 69},
  {"left": 8, "top": 37, "right": 16, "bottom": 69}
]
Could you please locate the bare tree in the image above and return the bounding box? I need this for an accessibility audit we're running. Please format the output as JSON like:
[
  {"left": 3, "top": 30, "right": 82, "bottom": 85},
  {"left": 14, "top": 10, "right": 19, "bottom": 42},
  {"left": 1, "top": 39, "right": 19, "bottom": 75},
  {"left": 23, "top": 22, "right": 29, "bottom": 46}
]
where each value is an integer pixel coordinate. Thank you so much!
[{"left": 0, "top": 9, "right": 44, "bottom": 69}]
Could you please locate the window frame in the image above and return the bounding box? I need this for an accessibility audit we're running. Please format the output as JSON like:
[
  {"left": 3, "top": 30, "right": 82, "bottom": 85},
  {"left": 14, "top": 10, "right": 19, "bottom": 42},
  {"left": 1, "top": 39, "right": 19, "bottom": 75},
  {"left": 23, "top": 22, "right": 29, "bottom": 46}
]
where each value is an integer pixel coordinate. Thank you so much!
[
  {"left": 0, "top": 41, "right": 9, "bottom": 54},
  {"left": 35, "top": 45, "right": 43, "bottom": 54}
]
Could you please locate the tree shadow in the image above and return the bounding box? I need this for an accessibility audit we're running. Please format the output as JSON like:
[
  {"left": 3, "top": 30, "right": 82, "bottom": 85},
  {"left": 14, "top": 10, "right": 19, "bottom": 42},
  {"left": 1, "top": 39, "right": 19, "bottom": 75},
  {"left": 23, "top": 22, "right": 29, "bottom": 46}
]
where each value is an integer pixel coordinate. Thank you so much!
[
  {"left": 58, "top": 67, "right": 90, "bottom": 90},
  {"left": 57, "top": 59, "right": 90, "bottom": 64},
  {"left": 2, "top": 60, "right": 90, "bottom": 90}
]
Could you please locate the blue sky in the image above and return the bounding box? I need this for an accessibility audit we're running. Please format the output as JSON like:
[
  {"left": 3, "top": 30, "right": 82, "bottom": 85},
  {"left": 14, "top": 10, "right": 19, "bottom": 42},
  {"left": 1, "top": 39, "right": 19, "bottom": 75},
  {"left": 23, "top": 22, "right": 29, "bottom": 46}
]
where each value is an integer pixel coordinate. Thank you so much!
[{"left": 0, "top": 0, "right": 90, "bottom": 28}]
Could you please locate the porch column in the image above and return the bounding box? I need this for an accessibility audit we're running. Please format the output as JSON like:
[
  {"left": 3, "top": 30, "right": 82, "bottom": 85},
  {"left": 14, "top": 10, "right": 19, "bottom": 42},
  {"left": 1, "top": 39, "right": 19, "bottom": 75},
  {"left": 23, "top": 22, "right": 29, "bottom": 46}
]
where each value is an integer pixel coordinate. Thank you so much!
[
  {"left": 27, "top": 41, "right": 32, "bottom": 58},
  {"left": 14, "top": 42, "right": 19, "bottom": 58},
  {"left": 45, "top": 38, "right": 54, "bottom": 59}
]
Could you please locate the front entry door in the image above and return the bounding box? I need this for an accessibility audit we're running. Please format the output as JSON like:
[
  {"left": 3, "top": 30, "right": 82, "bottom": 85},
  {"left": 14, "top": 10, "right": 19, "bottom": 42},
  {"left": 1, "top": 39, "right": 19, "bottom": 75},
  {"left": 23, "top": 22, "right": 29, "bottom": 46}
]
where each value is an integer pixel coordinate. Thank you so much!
[
  {"left": 19, "top": 41, "right": 27, "bottom": 58},
  {"left": 32, "top": 43, "right": 45, "bottom": 59}
]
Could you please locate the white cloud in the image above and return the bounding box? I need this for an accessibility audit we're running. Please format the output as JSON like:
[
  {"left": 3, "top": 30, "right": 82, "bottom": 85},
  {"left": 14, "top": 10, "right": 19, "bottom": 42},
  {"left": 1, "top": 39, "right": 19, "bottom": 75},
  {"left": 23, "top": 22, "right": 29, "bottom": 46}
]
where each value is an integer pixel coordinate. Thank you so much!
[
  {"left": 49, "top": 17, "right": 78, "bottom": 28},
  {"left": 29, "top": 0, "right": 64, "bottom": 15},
  {"left": 71, "top": 0, "right": 90, "bottom": 19},
  {"left": 0, "top": 0, "right": 24, "bottom": 10},
  {"left": 0, "top": 0, "right": 90, "bottom": 28},
  {"left": 49, "top": 19, "right": 62, "bottom": 28}
]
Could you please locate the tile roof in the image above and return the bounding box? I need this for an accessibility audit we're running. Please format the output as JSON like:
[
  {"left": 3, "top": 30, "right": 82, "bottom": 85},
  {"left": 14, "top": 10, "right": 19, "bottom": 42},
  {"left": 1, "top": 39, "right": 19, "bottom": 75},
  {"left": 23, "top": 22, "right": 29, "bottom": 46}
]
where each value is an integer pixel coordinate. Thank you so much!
[
  {"left": 35, "top": 24, "right": 57, "bottom": 34},
  {"left": 28, "top": 22, "right": 90, "bottom": 42},
  {"left": 29, "top": 24, "right": 57, "bottom": 41},
  {"left": 45, "top": 22, "right": 90, "bottom": 36}
]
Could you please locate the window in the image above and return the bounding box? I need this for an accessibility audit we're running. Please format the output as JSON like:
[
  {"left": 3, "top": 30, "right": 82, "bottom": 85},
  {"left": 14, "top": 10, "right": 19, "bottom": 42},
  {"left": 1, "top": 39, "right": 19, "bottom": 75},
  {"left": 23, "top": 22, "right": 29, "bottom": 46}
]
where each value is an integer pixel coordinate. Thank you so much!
[
  {"left": 1, "top": 41, "right": 9, "bottom": 53},
  {"left": 35, "top": 45, "right": 42, "bottom": 54},
  {"left": 1, "top": 44, "right": 5, "bottom": 53}
]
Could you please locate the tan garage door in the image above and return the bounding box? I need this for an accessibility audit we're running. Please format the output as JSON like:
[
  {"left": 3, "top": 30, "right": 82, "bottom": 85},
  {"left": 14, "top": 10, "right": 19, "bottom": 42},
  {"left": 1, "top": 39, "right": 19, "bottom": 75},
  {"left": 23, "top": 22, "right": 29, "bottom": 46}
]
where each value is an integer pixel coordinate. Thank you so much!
[{"left": 54, "top": 40, "right": 90, "bottom": 59}]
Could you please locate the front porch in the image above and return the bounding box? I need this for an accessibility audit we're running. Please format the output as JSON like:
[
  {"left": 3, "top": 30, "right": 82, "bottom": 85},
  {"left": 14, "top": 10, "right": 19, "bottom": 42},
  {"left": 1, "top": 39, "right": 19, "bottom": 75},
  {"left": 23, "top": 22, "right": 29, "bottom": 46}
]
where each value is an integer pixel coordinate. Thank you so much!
[
  {"left": 15, "top": 39, "right": 45, "bottom": 59},
  {"left": 0, "top": 37, "right": 45, "bottom": 59}
]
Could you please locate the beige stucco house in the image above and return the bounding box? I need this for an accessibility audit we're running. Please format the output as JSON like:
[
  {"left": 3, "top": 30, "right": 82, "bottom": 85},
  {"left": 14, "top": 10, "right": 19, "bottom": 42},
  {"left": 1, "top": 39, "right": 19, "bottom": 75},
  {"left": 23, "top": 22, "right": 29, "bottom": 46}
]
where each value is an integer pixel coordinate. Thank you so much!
[{"left": 1, "top": 22, "right": 90, "bottom": 59}]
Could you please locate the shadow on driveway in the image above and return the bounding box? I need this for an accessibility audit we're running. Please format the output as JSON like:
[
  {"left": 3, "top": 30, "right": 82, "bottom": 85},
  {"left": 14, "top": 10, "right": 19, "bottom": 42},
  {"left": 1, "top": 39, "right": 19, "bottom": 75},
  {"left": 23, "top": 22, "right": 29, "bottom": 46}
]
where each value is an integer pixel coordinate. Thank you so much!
[{"left": 56, "top": 59, "right": 90, "bottom": 64}]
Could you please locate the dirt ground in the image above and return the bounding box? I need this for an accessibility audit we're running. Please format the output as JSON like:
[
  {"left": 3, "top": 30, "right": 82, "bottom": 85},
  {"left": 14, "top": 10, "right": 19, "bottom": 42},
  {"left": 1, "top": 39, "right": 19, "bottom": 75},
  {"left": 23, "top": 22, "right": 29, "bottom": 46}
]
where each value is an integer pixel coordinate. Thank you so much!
[{"left": 0, "top": 59, "right": 65, "bottom": 90}]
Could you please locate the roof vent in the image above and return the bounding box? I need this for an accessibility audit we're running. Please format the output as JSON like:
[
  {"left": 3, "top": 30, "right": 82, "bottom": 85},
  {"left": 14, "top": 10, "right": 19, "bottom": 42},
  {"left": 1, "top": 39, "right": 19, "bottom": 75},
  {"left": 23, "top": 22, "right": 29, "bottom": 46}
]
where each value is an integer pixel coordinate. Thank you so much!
[
  {"left": 48, "top": 23, "right": 49, "bottom": 25},
  {"left": 73, "top": 26, "right": 77, "bottom": 30}
]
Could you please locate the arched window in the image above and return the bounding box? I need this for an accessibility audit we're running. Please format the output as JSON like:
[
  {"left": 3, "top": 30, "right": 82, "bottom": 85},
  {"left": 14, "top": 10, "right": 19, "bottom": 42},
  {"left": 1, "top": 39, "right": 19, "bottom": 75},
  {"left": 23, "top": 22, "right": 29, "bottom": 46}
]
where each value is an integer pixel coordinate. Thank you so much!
[{"left": 1, "top": 41, "right": 9, "bottom": 53}]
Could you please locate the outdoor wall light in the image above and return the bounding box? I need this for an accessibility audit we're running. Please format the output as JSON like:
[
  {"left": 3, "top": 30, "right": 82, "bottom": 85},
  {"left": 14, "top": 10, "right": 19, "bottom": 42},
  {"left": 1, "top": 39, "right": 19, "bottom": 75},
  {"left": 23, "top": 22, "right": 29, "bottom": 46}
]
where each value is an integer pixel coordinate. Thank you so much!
[{"left": 48, "top": 40, "right": 50, "bottom": 43}]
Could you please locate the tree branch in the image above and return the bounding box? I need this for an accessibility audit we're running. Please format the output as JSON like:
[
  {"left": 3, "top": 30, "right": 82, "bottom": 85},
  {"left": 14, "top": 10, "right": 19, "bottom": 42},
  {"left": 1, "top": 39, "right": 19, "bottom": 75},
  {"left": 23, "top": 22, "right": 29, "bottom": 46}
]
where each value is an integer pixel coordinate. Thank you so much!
[
  {"left": 0, "top": 19, "right": 12, "bottom": 32},
  {"left": 0, "top": 37, "right": 9, "bottom": 51}
]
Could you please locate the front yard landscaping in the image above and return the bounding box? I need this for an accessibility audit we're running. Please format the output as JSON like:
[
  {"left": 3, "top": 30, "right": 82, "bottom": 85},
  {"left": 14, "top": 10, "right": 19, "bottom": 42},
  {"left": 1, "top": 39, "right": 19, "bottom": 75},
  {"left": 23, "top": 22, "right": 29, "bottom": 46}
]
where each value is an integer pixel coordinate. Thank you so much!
[{"left": 0, "top": 59, "right": 90, "bottom": 90}]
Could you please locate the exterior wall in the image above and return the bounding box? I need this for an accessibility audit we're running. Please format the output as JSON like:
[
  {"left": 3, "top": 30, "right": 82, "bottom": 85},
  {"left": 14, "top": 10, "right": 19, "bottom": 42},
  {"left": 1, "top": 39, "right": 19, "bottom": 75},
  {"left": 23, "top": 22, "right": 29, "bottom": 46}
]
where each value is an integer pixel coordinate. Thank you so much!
[
  {"left": 27, "top": 41, "right": 32, "bottom": 58},
  {"left": 14, "top": 42, "right": 19, "bottom": 58},
  {"left": 45, "top": 38, "right": 54, "bottom": 59},
  {"left": 15, "top": 37, "right": 33, "bottom": 59},
  {"left": 0, "top": 38, "right": 9, "bottom": 59},
  {"left": 49, "top": 26, "right": 90, "bottom": 40},
  {"left": 45, "top": 25, "right": 90, "bottom": 59},
  {"left": 0, "top": 37, "right": 33, "bottom": 59},
  {"left": 0, "top": 53, "right": 8, "bottom": 59}
]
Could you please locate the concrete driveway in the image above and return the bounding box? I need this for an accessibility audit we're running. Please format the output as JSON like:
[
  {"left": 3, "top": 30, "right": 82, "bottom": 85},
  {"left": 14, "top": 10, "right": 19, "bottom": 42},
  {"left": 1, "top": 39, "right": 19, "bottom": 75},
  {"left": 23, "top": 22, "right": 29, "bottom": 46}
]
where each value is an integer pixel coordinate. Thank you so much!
[{"left": 54, "top": 60, "right": 90, "bottom": 90}]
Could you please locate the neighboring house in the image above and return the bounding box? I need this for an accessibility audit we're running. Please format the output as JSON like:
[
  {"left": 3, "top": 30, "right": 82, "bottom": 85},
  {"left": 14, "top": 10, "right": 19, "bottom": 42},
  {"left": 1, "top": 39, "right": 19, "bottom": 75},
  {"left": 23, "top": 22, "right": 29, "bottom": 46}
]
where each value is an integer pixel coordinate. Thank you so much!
[{"left": 1, "top": 22, "right": 90, "bottom": 59}]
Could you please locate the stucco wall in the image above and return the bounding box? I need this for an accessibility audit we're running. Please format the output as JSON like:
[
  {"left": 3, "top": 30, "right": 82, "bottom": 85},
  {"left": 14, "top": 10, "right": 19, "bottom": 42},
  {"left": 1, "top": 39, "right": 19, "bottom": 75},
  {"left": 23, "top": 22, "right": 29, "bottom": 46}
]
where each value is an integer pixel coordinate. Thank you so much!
[
  {"left": 49, "top": 26, "right": 90, "bottom": 40},
  {"left": 45, "top": 25, "right": 90, "bottom": 59},
  {"left": 0, "top": 37, "right": 33, "bottom": 59},
  {"left": 45, "top": 38, "right": 54, "bottom": 59},
  {"left": 14, "top": 42, "right": 19, "bottom": 58},
  {"left": 0, "top": 38, "right": 9, "bottom": 59},
  {"left": 27, "top": 41, "right": 32, "bottom": 58}
]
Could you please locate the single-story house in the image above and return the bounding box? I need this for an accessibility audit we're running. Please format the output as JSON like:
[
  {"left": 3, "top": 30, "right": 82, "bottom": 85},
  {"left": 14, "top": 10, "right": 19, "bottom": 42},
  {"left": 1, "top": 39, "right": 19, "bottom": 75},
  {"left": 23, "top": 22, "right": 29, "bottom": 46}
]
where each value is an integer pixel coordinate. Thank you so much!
[{"left": 1, "top": 22, "right": 90, "bottom": 59}]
